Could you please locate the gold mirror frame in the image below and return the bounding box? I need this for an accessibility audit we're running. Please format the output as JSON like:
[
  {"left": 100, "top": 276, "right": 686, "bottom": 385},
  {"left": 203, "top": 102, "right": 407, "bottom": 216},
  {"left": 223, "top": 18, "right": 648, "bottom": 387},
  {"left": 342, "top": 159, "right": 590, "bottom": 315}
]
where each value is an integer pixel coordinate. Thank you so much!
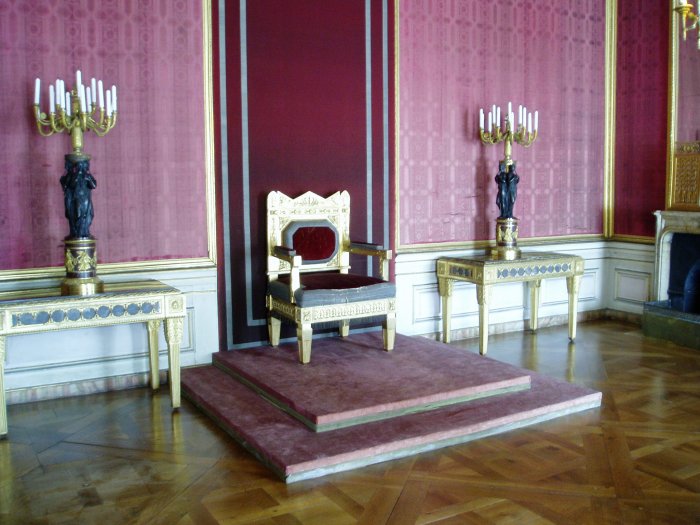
[{"left": 668, "top": 0, "right": 700, "bottom": 211}]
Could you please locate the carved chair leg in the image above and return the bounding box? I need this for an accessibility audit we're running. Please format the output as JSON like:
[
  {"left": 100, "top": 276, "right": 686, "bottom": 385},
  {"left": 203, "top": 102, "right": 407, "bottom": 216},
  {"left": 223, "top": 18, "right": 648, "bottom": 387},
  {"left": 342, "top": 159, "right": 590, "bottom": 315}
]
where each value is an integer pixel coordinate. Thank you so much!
[
  {"left": 383, "top": 313, "right": 396, "bottom": 351},
  {"left": 297, "top": 323, "right": 313, "bottom": 364},
  {"left": 268, "top": 315, "right": 281, "bottom": 346},
  {"left": 339, "top": 319, "right": 350, "bottom": 337}
]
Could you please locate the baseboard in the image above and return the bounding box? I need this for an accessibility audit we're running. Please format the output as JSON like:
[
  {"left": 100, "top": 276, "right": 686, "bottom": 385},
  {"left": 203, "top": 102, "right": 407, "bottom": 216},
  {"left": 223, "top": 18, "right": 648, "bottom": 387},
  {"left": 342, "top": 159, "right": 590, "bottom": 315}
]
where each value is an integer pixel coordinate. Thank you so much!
[
  {"left": 5, "top": 369, "right": 170, "bottom": 406},
  {"left": 423, "top": 308, "right": 641, "bottom": 343}
]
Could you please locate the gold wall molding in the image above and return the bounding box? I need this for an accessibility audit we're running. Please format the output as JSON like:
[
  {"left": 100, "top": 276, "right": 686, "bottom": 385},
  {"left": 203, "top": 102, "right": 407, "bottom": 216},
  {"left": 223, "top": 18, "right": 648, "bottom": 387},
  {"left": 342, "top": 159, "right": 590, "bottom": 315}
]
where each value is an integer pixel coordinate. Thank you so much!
[
  {"left": 603, "top": 0, "right": 618, "bottom": 238},
  {"left": 395, "top": 234, "right": 605, "bottom": 255}
]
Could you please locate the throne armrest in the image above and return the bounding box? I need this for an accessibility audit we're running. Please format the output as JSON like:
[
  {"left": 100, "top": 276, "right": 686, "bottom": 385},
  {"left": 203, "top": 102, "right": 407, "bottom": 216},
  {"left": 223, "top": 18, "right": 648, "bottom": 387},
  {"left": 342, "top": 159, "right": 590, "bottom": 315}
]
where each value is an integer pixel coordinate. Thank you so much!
[
  {"left": 273, "top": 245, "right": 301, "bottom": 264},
  {"left": 349, "top": 241, "right": 392, "bottom": 280},
  {"left": 271, "top": 245, "right": 302, "bottom": 294}
]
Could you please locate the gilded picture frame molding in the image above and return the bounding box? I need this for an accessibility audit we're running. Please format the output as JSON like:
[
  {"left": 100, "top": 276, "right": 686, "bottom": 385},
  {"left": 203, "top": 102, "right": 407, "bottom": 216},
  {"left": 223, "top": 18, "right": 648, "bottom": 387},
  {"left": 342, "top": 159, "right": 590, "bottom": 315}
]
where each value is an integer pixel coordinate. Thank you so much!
[
  {"left": 394, "top": 0, "right": 620, "bottom": 253},
  {"left": 0, "top": 0, "right": 216, "bottom": 283}
]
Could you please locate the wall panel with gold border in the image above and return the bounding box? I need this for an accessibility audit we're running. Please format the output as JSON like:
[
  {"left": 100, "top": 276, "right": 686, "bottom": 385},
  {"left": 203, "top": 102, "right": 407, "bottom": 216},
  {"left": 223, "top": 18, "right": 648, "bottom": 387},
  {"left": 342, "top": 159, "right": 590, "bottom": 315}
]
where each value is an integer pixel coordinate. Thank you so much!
[
  {"left": 0, "top": 0, "right": 216, "bottom": 281},
  {"left": 396, "top": 0, "right": 607, "bottom": 251}
]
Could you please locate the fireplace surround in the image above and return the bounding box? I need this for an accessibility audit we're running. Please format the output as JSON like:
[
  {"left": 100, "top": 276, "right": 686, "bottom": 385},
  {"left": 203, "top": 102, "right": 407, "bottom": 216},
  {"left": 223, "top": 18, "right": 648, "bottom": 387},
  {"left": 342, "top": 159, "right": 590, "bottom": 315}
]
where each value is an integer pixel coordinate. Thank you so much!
[{"left": 644, "top": 211, "right": 700, "bottom": 348}]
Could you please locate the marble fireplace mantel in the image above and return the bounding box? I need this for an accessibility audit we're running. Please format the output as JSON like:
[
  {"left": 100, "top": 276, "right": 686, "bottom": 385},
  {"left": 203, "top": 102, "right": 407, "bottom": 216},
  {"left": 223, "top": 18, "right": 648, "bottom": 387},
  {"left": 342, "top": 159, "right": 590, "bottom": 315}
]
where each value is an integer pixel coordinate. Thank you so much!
[{"left": 653, "top": 210, "right": 700, "bottom": 300}]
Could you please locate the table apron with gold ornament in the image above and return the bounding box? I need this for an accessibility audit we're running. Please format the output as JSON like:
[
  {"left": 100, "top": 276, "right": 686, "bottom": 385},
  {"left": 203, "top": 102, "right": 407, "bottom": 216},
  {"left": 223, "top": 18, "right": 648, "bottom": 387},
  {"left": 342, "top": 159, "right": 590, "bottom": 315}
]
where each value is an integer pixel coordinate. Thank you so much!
[
  {"left": 0, "top": 287, "right": 185, "bottom": 337},
  {"left": 436, "top": 253, "right": 585, "bottom": 286}
]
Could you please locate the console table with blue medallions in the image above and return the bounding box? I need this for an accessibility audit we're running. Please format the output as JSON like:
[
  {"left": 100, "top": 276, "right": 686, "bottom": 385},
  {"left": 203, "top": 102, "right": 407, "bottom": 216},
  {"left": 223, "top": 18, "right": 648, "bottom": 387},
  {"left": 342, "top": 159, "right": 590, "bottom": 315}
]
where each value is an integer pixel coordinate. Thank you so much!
[
  {"left": 436, "top": 252, "right": 585, "bottom": 355},
  {"left": 0, "top": 280, "right": 186, "bottom": 438}
]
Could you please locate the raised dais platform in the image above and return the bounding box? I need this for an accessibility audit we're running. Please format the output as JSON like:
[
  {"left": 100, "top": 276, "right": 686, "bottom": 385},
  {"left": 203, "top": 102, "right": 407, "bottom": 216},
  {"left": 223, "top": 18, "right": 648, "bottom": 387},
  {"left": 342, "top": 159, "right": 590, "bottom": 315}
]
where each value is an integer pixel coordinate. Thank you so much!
[
  {"left": 182, "top": 333, "right": 601, "bottom": 482},
  {"left": 212, "top": 333, "right": 531, "bottom": 431}
]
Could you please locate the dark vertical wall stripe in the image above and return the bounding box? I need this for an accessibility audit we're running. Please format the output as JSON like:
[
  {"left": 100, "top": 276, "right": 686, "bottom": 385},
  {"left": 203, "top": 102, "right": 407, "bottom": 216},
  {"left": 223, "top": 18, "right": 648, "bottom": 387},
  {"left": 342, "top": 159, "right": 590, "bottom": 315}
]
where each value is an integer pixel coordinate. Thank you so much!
[{"left": 220, "top": 0, "right": 394, "bottom": 347}]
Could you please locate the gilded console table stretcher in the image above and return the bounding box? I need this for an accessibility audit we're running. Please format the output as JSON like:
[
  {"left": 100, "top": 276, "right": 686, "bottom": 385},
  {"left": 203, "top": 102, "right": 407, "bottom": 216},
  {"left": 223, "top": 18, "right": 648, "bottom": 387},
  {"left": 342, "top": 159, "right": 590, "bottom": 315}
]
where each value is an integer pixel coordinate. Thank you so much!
[
  {"left": 0, "top": 280, "right": 186, "bottom": 438},
  {"left": 436, "top": 252, "right": 584, "bottom": 355}
]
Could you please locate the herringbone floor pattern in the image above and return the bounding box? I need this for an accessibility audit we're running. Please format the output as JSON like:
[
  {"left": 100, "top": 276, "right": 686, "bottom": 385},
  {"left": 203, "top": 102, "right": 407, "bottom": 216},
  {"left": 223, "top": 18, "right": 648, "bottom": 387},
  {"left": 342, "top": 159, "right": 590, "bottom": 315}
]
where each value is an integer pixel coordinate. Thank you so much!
[{"left": 1, "top": 321, "right": 699, "bottom": 524}]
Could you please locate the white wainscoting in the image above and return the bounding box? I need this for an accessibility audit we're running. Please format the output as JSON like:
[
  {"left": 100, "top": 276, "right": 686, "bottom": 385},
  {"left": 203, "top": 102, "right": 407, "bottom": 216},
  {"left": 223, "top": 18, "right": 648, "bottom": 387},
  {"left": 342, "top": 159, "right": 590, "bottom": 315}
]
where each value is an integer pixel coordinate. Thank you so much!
[
  {"left": 3, "top": 267, "right": 218, "bottom": 404},
  {"left": 3, "top": 241, "right": 655, "bottom": 404},
  {"left": 395, "top": 241, "right": 654, "bottom": 338}
]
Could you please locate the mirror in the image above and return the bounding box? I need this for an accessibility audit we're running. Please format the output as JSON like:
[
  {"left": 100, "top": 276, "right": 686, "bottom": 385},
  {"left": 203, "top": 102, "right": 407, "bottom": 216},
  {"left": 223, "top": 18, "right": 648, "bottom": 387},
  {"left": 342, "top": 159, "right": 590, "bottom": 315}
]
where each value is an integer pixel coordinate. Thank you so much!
[{"left": 677, "top": 14, "right": 700, "bottom": 141}]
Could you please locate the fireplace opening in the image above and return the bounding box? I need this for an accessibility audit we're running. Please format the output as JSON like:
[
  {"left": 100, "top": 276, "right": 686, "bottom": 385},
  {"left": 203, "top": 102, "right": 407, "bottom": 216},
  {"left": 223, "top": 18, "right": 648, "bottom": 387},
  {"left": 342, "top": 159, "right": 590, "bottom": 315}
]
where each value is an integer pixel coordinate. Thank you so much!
[{"left": 669, "top": 233, "right": 700, "bottom": 313}]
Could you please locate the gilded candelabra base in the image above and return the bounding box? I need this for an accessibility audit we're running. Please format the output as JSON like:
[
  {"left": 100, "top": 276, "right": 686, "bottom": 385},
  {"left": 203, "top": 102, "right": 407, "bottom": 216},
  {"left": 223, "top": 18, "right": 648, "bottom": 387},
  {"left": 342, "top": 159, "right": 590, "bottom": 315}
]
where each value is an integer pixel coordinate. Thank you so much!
[
  {"left": 61, "top": 237, "right": 104, "bottom": 296},
  {"left": 491, "top": 217, "right": 521, "bottom": 261}
]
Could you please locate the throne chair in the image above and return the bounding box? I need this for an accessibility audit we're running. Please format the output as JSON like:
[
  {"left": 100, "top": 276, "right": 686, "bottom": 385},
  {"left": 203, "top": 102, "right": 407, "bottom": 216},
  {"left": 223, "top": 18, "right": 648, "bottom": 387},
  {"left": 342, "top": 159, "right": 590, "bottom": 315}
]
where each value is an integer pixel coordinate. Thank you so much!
[{"left": 266, "top": 190, "right": 396, "bottom": 364}]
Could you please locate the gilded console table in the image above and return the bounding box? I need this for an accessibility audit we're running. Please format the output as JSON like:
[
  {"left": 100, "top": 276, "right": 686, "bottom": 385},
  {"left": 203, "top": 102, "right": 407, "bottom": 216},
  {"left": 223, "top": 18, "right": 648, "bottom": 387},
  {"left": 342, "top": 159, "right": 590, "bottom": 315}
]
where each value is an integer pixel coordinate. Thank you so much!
[
  {"left": 0, "top": 280, "right": 186, "bottom": 438},
  {"left": 436, "top": 252, "right": 585, "bottom": 355}
]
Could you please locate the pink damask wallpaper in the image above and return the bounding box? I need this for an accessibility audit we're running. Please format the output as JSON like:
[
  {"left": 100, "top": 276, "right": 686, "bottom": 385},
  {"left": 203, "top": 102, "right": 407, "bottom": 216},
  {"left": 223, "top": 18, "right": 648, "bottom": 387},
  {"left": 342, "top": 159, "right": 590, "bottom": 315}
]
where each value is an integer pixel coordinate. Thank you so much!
[
  {"left": 0, "top": 0, "right": 207, "bottom": 270},
  {"left": 399, "top": 0, "right": 605, "bottom": 245}
]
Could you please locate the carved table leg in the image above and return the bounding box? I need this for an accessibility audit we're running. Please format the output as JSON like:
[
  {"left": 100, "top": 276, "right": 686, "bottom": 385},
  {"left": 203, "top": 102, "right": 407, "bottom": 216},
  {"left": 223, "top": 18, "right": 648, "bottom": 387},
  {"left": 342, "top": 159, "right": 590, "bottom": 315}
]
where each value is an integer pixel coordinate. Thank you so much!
[
  {"left": 476, "top": 284, "right": 491, "bottom": 355},
  {"left": 529, "top": 279, "right": 542, "bottom": 331},
  {"left": 147, "top": 320, "right": 162, "bottom": 390},
  {"left": 0, "top": 336, "right": 6, "bottom": 438},
  {"left": 567, "top": 274, "right": 582, "bottom": 341},
  {"left": 438, "top": 277, "right": 454, "bottom": 343},
  {"left": 164, "top": 317, "right": 183, "bottom": 409}
]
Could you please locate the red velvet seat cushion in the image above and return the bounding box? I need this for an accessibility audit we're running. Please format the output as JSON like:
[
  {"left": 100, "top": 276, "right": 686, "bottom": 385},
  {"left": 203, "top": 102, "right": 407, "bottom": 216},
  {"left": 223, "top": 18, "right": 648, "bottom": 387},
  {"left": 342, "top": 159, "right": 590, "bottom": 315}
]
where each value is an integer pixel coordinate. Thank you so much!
[{"left": 268, "top": 272, "right": 395, "bottom": 307}]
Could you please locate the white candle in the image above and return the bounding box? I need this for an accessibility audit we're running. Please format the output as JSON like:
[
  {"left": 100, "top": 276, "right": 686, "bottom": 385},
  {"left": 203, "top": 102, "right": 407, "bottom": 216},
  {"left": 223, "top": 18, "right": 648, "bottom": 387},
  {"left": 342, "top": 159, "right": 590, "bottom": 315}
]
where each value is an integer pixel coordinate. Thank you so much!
[
  {"left": 79, "top": 84, "right": 86, "bottom": 113},
  {"left": 111, "top": 85, "right": 117, "bottom": 112},
  {"left": 507, "top": 101, "right": 512, "bottom": 120},
  {"left": 518, "top": 105, "right": 522, "bottom": 126},
  {"left": 487, "top": 111, "right": 492, "bottom": 133},
  {"left": 91, "top": 78, "right": 96, "bottom": 100},
  {"left": 34, "top": 78, "right": 40, "bottom": 105},
  {"left": 528, "top": 112, "right": 532, "bottom": 134},
  {"left": 534, "top": 110, "right": 538, "bottom": 131},
  {"left": 106, "top": 90, "right": 112, "bottom": 117},
  {"left": 66, "top": 91, "right": 71, "bottom": 116},
  {"left": 479, "top": 108, "right": 484, "bottom": 130},
  {"left": 496, "top": 106, "right": 501, "bottom": 128},
  {"left": 49, "top": 84, "right": 55, "bottom": 114},
  {"left": 98, "top": 80, "right": 104, "bottom": 109},
  {"left": 86, "top": 87, "right": 92, "bottom": 111},
  {"left": 76, "top": 69, "right": 82, "bottom": 91}
]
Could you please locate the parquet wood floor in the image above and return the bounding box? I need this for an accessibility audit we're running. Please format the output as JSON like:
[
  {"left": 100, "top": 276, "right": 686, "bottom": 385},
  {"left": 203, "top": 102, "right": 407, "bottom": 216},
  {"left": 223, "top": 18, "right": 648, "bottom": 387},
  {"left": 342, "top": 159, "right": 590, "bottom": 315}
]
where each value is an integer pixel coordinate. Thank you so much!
[{"left": 1, "top": 320, "right": 699, "bottom": 524}]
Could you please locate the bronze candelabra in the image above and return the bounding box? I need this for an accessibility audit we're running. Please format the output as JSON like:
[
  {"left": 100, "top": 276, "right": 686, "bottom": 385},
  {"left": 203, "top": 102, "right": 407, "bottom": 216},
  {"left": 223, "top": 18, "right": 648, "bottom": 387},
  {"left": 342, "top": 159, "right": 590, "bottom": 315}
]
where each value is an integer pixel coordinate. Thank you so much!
[
  {"left": 479, "top": 102, "right": 538, "bottom": 260},
  {"left": 32, "top": 70, "right": 117, "bottom": 295}
]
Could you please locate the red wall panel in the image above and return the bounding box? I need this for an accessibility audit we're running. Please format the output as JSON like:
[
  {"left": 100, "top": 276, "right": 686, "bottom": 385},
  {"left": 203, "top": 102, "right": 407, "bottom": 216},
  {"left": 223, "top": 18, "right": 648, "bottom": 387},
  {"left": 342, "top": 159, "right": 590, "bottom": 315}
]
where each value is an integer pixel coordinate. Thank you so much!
[{"left": 614, "top": 0, "right": 668, "bottom": 237}]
